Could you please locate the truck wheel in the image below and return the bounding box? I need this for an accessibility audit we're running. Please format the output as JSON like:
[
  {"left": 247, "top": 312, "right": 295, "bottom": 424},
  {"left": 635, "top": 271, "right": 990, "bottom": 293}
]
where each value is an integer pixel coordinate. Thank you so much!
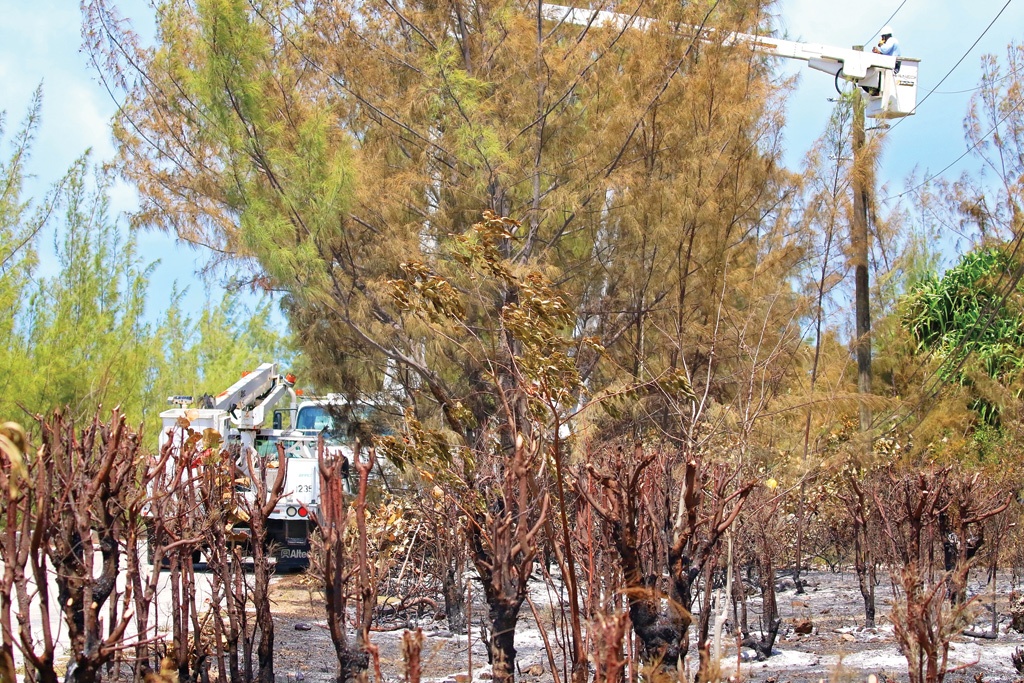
[{"left": 146, "top": 523, "right": 161, "bottom": 567}]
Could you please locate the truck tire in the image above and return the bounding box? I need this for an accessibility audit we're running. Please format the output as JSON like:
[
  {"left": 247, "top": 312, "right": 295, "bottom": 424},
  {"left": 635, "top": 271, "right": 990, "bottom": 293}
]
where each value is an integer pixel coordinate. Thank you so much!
[
  {"left": 146, "top": 525, "right": 201, "bottom": 568},
  {"left": 145, "top": 522, "right": 161, "bottom": 567}
]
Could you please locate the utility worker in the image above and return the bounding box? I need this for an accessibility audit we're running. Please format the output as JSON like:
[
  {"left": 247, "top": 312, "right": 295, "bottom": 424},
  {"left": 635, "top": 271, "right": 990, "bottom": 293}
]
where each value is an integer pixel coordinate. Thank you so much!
[{"left": 872, "top": 25, "right": 900, "bottom": 57}]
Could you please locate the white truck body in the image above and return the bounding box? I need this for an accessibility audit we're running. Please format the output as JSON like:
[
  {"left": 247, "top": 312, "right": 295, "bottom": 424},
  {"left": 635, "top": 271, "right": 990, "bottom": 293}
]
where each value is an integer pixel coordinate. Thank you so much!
[{"left": 156, "top": 363, "right": 344, "bottom": 568}]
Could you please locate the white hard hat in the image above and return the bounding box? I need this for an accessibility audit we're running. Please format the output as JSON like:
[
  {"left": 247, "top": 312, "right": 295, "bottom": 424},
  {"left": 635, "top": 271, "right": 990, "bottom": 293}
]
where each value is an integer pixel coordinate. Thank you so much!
[{"left": 881, "top": 25, "right": 893, "bottom": 37}]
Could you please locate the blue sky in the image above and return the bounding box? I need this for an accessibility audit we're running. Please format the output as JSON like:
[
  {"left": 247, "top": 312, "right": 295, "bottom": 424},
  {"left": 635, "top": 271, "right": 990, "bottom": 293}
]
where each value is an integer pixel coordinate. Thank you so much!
[
  {"left": 2, "top": 0, "right": 1023, "bottom": 322},
  {"left": 775, "top": 0, "right": 1024, "bottom": 192},
  {"left": 1, "top": 0, "right": 210, "bottom": 319}
]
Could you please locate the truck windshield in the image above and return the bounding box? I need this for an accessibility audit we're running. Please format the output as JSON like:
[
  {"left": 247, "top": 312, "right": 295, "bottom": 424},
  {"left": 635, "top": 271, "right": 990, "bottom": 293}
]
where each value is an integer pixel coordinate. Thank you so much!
[
  {"left": 256, "top": 437, "right": 316, "bottom": 459},
  {"left": 295, "top": 406, "right": 344, "bottom": 435}
]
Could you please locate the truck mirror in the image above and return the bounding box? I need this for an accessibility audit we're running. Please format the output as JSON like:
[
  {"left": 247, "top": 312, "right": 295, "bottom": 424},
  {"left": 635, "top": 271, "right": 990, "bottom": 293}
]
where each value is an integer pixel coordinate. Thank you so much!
[{"left": 273, "top": 411, "right": 283, "bottom": 430}]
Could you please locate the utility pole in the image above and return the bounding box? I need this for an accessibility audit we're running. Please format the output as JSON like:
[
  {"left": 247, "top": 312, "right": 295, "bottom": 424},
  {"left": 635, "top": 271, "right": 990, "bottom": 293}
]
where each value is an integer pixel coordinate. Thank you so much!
[
  {"left": 851, "top": 46, "right": 873, "bottom": 437},
  {"left": 845, "top": 46, "right": 879, "bottom": 630},
  {"left": 796, "top": 48, "right": 876, "bottom": 596}
]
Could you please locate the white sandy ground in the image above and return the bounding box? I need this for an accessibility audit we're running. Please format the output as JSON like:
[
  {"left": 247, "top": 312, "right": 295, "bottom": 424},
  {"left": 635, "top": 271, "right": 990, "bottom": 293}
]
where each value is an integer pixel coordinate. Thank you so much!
[
  {"left": 13, "top": 562, "right": 1024, "bottom": 682},
  {"left": 6, "top": 551, "right": 217, "bottom": 682},
  {"left": 420, "top": 568, "right": 1024, "bottom": 683},
  {"left": 439, "top": 627, "right": 1024, "bottom": 683}
]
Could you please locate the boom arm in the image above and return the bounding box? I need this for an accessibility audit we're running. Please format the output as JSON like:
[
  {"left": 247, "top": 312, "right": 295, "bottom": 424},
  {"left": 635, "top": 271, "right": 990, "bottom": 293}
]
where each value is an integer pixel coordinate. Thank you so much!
[
  {"left": 210, "top": 362, "right": 298, "bottom": 456},
  {"left": 213, "top": 362, "right": 277, "bottom": 411},
  {"left": 540, "top": 4, "right": 919, "bottom": 119}
]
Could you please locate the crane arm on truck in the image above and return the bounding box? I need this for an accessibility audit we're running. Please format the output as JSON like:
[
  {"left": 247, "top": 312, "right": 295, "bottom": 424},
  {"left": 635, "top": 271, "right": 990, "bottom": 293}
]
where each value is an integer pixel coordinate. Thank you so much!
[
  {"left": 200, "top": 362, "right": 298, "bottom": 455},
  {"left": 156, "top": 362, "right": 316, "bottom": 569},
  {"left": 159, "top": 362, "right": 299, "bottom": 467},
  {"left": 213, "top": 362, "right": 276, "bottom": 410},
  {"left": 539, "top": 4, "right": 919, "bottom": 119}
]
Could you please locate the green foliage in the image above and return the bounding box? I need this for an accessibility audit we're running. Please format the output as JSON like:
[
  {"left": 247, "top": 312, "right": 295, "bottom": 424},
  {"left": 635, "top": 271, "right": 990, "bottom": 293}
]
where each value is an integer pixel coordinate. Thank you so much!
[
  {"left": 20, "top": 158, "right": 152, "bottom": 421},
  {"left": 902, "top": 247, "right": 1024, "bottom": 424},
  {"left": 0, "top": 89, "right": 46, "bottom": 407},
  {"left": 125, "top": 0, "right": 355, "bottom": 296},
  {"left": 903, "top": 248, "right": 1024, "bottom": 382},
  {"left": 0, "top": 96, "right": 291, "bottom": 437}
]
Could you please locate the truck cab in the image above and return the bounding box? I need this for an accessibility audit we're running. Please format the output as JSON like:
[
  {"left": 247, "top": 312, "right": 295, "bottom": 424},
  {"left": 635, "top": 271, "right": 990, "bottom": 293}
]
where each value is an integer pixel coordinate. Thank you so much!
[
  {"left": 153, "top": 368, "right": 389, "bottom": 570},
  {"left": 154, "top": 364, "right": 327, "bottom": 570}
]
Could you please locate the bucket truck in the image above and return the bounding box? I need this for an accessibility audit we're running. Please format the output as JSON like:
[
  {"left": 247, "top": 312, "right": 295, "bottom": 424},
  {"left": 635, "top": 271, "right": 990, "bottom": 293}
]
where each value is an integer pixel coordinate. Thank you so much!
[
  {"left": 156, "top": 363, "right": 348, "bottom": 569},
  {"left": 540, "top": 4, "right": 919, "bottom": 119}
]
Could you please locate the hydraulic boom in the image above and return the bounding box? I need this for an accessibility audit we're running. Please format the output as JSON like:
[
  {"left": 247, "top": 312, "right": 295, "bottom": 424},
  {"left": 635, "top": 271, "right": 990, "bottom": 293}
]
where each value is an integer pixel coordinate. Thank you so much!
[{"left": 540, "top": 4, "right": 919, "bottom": 118}]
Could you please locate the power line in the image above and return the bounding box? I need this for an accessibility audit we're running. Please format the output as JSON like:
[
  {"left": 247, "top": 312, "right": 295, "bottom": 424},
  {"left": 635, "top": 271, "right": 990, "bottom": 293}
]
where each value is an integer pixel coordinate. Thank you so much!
[
  {"left": 887, "top": 0, "right": 1013, "bottom": 135},
  {"left": 866, "top": 0, "right": 908, "bottom": 47},
  {"left": 932, "top": 65, "right": 1022, "bottom": 94},
  {"left": 880, "top": 94, "right": 1024, "bottom": 203}
]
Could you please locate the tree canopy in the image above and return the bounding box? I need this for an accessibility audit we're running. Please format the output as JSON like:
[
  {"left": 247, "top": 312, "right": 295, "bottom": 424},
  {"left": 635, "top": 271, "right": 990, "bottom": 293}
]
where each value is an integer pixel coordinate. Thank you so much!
[
  {"left": 86, "top": 0, "right": 808, "bottom": 450},
  {"left": 0, "top": 91, "right": 290, "bottom": 434}
]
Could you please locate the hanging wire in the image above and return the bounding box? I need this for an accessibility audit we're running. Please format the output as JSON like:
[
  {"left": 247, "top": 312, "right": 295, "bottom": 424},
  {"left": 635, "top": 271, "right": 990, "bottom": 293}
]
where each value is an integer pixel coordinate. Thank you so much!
[
  {"left": 932, "top": 65, "right": 1022, "bottom": 94},
  {"left": 881, "top": 94, "right": 1024, "bottom": 203},
  {"left": 865, "top": 0, "right": 908, "bottom": 46},
  {"left": 887, "top": 0, "right": 1013, "bottom": 134}
]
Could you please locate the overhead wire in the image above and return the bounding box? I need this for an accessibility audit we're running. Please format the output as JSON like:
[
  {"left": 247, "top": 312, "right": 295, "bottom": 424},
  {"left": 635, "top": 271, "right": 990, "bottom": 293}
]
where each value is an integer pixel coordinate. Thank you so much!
[
  {"left": 932, "top": 65, "right": 1022, "bottom": 94},
  {"left": 881, "top": 93, "right": 1024, "bottom": 202},
  {"left": 854, "top": 0, "right": 1024, "bottom": 434},
  {"left": 830, "top": 0, "right": 1015, "bottom": 204},
  {"left": 865, "top": 0, "right": 908, "bottom": 46}
]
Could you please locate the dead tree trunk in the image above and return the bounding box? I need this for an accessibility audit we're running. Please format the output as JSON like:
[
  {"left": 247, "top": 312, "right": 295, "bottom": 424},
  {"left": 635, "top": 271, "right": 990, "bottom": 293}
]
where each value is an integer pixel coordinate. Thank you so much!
[
  {"left": 842, "top": 471, "right": 877, "bottom": 628},
  {"left": 738, "top": 492, "right": 782, "bottom": 661},
  {"left": 0, "top": 421, "right": 59, "bottom": 683},
  {"left": 673, "top": 460, "right": 754, "bottom": 683},
  {"left": 580, "top": 445, "right": 754, "bottom": 678},
  {"left": 245, "top": 443, "right": 289, "bottom": 683},
  {"left": 316, "top": 436, "right": 369, "bottom": 681},
  {"left": 466, "top": 434, "right": 549, "bottom": 683},
  {"left": 40, "top": 410, "right": 141, "bottom": 683},
  {"left": 873, "top": 467, "right": 1009, "bottom": 683}
]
